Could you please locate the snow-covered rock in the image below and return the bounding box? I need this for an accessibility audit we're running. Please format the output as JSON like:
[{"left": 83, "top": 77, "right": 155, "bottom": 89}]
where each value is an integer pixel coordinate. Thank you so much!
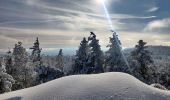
[{"left": 0, "top": 72, "right": 170, "bottom": 100}]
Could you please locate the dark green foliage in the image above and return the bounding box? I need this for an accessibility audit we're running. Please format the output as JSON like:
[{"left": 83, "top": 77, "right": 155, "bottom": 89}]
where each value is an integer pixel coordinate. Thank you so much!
[
  {"left": 37, "top": 66, "right": 64, "bottom": 83},
  {"left": 87, "top": 32, "right": 104, "bottom": 74},
  {"left": 131, "top": 40, "right": 154, "bottom": 83},
  {"left": 30, "top": 37, "right": 42, "bottom": 63},
  {"left": 73, "top": 37, "right": 89, "bottom": 74}
]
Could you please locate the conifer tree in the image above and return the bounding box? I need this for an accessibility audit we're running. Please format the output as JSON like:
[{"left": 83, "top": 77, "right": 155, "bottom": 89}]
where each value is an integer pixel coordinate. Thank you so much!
[
  {"left": 30, "top": 37, "right": 43, "bottom": 84},
  {"left": 0, "top": 57, "right": 15, "bottom": 93},
  {"left": 87, "top": 32, "right": 104, "bottom": 74},
  {"left": 131, "top": 40, "right": 154, "bottom": 83},
  {"left": 12, "top": 42, "right": 31, "bottom": 90},
  {"left": 56, "top": 49, "right": 64, "bottom": 71},
  {"left": 105, "top": 32, "right": 128, "bottom": 72},
  {"left": 30, "top": 37, "right": 42, "bottom": 64},
  {"left": 4, "top": 50, "right": 13, "bottom": 75},
  {"left": 30, "top": 38, "right": 64, "bottom": 84},
  {"left": 73, "top": 37, "right": 89, "bottom": 74}
]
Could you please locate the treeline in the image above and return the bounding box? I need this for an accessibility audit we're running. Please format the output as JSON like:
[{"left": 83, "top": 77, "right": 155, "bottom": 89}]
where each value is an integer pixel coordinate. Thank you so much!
[
  {"left": 0, "top": 31, "right": 170, "bottom": 94},
  {"left": 70, "top": 31, "right": 170, "bottom": 89},
  {"left": 71, "top": 32, "right": 155, "bottom": 83},
  {"left": 0, "top": 38, "right": 64, "bottom": 93}
]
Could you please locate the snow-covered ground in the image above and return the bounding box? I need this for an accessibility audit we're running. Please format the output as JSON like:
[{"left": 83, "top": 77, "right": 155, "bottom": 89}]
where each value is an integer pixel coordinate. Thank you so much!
[{"left": 0, "top": 72, "right": 170, "bottom": 100}]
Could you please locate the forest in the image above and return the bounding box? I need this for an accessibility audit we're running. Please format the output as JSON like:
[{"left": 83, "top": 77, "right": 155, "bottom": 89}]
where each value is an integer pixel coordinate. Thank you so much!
[{"left": 0, "top": 31, "right": 170, "bottom": 94}]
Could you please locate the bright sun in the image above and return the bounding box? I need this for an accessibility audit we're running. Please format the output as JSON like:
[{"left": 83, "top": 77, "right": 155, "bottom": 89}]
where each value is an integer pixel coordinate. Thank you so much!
[{"left": 96, "top": 0, "right": 105, "bottom": 4}]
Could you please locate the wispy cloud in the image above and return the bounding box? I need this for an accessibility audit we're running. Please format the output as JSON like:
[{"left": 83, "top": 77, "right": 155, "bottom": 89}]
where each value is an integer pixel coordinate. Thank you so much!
[
  {"left": 147, "top": 7, "right": 159, "bottom": 12},
  {"left": 0, "top": 0, "right": 170, "bottom": 54},
  {"left": 144, "top": 18, "right": 170, "bottom": 32}
]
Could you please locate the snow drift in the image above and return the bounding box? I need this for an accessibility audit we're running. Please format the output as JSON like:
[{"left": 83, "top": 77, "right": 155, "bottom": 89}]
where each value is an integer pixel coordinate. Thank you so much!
[{"left": 0, "top": 72, "right": 170, "bottom": 100}]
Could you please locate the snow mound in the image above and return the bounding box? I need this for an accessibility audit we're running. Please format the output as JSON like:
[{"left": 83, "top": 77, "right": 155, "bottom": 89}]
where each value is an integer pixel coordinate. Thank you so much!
[{"left": 0, "top": 72, "right": 170, "bottom": 100}]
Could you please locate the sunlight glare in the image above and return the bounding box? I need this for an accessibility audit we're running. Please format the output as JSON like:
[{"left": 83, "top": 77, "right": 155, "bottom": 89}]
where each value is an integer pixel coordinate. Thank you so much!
[{"left": 96, "top": 0, "right": 105, "bottom": 4}]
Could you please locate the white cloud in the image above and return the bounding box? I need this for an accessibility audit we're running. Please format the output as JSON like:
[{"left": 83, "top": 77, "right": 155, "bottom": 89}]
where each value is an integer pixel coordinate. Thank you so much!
[
  {"left": 144, "top": 18, "right": 170, "bottom": 31},
  {"left": 118, "top": 31, "right": 170, "bottom": 48},
  {"left": 147, "top": 7, "right": 159, "bottom": 12},
  {"left": 0, "top": 0, "right": 169, "bottom": 54}
]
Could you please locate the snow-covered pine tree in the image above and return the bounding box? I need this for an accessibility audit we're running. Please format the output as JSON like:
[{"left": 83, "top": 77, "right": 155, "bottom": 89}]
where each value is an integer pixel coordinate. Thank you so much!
[
  {"left": 37, "top": 66, "right": 64, "bottom": 83},
  {"left": 4, "top": 50, "right": 13, "bottom": 75},
  {"left": 130, "top": 40, "right": 154, "bottom": 83},
  {"left": 105, "top": 32, "right": 128, "bottom": 72},
  {"left": 0, "top": 57, "right": 15, "bottom": 93},
  {"left": 87, "top": 32, "right": 104, "bottom": 74},
  {"left": 56, "top": 49, "right": 64, "bottom": 71},
  {"left": 73, "top": 37, "right": 89, "bottom": 74},
  {"left": 30, "top": 37, "right": 42, "bottom": 64},
  {"left": 30, "top": 37, "right": 43, "bottom": 84},
  {"left": 30, "top": 38, "right": 64, "bottom": 84},
  {"left": 12, "top": 42, "right": 32, "bottom": 90}
]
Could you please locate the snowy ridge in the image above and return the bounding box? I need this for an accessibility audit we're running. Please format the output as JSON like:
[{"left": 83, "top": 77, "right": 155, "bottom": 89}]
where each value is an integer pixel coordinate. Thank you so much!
[{"left": 0, "top": 72, "right": 170, "bottom": 100}]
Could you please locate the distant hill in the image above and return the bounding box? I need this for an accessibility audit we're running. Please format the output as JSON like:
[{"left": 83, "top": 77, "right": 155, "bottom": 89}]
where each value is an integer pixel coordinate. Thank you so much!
[
  {"left": 123, "top": 45, "right": 170, "bottom": 56},
  {"left": 147, "top": 46, "right": 170, "bottom": 56},
  {"left": 123, "top": 45, "right": 170, "bottom": 71}
]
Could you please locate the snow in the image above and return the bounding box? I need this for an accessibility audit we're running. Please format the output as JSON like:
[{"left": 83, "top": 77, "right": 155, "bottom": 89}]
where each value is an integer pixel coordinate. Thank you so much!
[{"left": 0, "top": 72, "right": 170, "bottom": 100}]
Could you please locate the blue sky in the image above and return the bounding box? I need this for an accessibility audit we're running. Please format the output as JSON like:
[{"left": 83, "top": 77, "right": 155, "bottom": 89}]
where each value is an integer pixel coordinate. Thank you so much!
[{"left": 0, "top": 0, "right": 170, "bottom": 55}]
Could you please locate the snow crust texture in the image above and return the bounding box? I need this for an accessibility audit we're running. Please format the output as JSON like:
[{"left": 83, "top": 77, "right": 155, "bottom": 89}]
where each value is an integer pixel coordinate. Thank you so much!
[{"left": 0, "top": 72, "right": 170, "bottom": 100}]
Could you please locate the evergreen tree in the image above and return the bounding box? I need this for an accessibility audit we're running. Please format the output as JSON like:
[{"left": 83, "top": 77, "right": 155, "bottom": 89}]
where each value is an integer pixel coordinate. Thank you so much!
[
  {"left": 87, "top": 32, "right": 104, "bottom": 74},
  {"left": 56, "top": 49, "right": 64, "bottom": 71},
  {"left": 30, "top": 37, "right": 42, "bottom": 64},
  {"left": 30, "top": 37, "right": 43, "bottom": 84},
  {"left": 73, "top": 37, "right": 89, "bottom": 74},
  {"left": 130, "top": 40, "right": 154, "bottom": 83},
  {"left": 24, "top": 61, "right": 37, "bottom": 87},
  {"left": 0, "top": 57, "right": 15, "bottom": 93},
  {"left": 30, "top": 38, "right": 64, "bottom": 84},
  {"left": 105, "top": 32, "right": 128, "bottom": 72},
  {"left": 4, "top": 50, "right": 13, "bottom": 75},
  {"left": 12, "top": 42, "right": 32, "bottom": 90},
  {"left": 37, "top": 66, "right": 64, "bottom": 83}
]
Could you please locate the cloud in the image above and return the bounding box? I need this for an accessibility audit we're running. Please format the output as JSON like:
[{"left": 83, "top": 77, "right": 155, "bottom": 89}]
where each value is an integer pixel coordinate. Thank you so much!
[
  {"left": 147, "top": 7, "right": 159, "bottom": 12},
  {"left": 144, "top": 18, "right": 170, "bottom": 32},
  {"left": 0, "top": 0, "right": 158, "bottom": 32},
  {"left": 0, "top": 0, "right": 170, "bottom": 55},
  {"left": 0, "top": 26, "right": 85, "bottom": 50},
  {"left": 0, "top": 35, "right": 18, "bottom": 50},
  {"left": 118, "top": 31, "right": 170, "bottom": 48}
]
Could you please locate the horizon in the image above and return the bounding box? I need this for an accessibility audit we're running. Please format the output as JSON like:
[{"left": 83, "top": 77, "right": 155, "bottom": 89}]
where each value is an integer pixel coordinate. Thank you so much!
[{"left": 0, "top": 43, "right": 169, "bottom": 56}]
